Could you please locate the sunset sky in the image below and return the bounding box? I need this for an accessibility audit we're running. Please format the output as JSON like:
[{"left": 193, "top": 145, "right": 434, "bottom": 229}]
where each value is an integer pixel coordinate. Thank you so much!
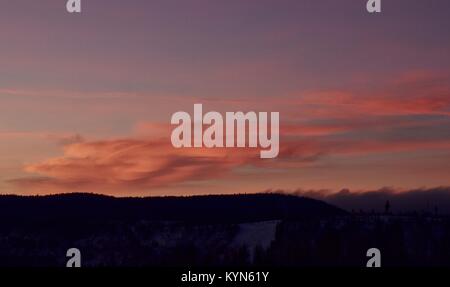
[{"left": 0, "top": 0, "right": 449, "bottom": 196}]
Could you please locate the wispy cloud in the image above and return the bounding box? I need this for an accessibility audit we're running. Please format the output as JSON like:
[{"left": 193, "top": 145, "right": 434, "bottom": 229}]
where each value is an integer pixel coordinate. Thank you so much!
[
  {"left": 8, "top": 133, "right": 449, "bottom": 194},
  {"left": 6, "top": 70, "right": 450, "bottom": 195}
]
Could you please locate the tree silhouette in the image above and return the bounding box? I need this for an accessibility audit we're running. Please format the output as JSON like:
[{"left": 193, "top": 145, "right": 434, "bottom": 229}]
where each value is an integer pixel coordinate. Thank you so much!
[{"left": 385, "top": 200, "right": 391, "bottom": 214}]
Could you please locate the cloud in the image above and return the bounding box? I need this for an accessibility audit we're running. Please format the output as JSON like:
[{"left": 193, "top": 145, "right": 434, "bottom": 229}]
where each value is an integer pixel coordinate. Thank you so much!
[
  {"left": 45, "top": 133, "right": 84, "bottom": 146},
  {"left": 8, "top": 134, "right": 331, "bottom": 194},
  {"left": 0, "top": 131, "right": 84, "bottom": 145},
  {"left": 7, "top": 70, "right": 450, "bottom": 195},
  {"left": 285, "top": 187, "right": 450, "bottom": 214},
  {"left": 8, "top": 132, "right": 449, "bottom": 195},
  {"left": 291, "top": 71, "right": 450, "bottom": 118},
  {"left": 199, "top": 70, "right": 450, "bottom": 120},
  {"left": 185, "top": 71, "right": 450, "bottom": 143},
  {"left": 9, "top": 138, "right": 262, "bottom": 194},
  {"left": 280, "top": 117, "right": 446, "bottom": 137}
]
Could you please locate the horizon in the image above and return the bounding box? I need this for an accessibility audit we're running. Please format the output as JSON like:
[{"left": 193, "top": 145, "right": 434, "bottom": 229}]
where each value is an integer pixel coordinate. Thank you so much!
[{"left": 2, "top": 186, "right": 450, "bottom": 214}]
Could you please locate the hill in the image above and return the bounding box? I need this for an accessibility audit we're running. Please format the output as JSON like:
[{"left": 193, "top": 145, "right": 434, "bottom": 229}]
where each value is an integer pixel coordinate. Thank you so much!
[{"left": 0, "top": 193, "right": 346, "bottom": 224}]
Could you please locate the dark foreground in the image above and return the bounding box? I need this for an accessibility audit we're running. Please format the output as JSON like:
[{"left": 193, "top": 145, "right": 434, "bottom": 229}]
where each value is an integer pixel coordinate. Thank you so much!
[{"left": 0, "top": 193, "right": 449, "bottom": 267}]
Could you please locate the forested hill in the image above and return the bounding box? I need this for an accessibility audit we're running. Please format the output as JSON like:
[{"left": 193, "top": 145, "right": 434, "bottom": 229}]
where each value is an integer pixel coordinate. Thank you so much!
[{"left": 0, "top": 193, "right": 346, "bottom": 224}]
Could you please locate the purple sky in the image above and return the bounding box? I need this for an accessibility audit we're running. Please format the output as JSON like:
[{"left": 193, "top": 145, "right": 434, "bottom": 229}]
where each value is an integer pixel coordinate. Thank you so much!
[{"left": 0, "top": 0, "right": 449, "bottom": 196}]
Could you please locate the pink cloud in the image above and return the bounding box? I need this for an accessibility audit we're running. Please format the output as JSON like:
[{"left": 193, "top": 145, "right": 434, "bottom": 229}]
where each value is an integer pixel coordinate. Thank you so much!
[
  {"left": 9, "top": 138, "right": 262, "bottom": 194},
  {"left": 6, "top": 70, "right": 450, "bottom": 195},
  {"left": 9, "top": 132, "right": 450, "bottom": 195}
]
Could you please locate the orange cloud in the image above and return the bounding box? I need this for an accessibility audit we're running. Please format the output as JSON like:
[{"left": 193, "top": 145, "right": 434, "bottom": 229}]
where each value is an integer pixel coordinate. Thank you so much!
[
  {"left": 9, "top": 132, "right": 450, "bottom": 195},
  {"left": 7, "top": 70, "right": 450, "bottom": 195},
  {"left": 291, "top": 71, "right": 450, "bottom": 119},
  {"left": 9, "top": 138, "right": 262, "bottom": 194}
]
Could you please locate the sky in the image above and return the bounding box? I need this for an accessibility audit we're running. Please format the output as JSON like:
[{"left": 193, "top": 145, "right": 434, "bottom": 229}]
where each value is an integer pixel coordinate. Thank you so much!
[{"left": 0, "top": 0, "right": 449, "bottom": 196}]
